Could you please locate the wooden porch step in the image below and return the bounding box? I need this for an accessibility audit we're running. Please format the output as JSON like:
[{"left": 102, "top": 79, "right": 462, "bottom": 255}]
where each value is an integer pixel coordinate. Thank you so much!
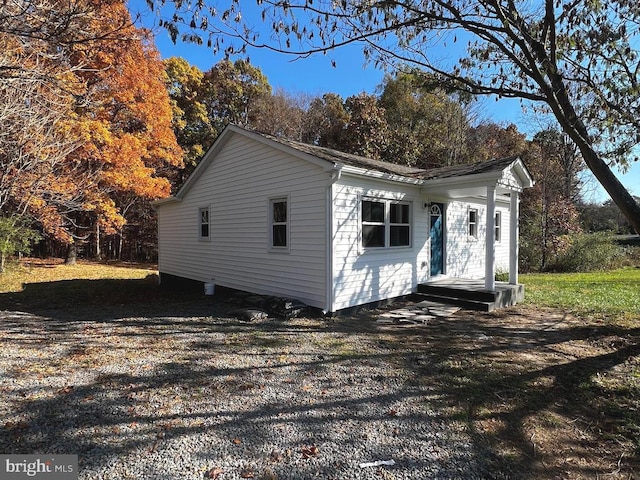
[
  {"left": 416, "top": 280, "right": 524, "bottom": 311},
  {"left": 412, "top": 293, "right": 495, "bottom": 312}
]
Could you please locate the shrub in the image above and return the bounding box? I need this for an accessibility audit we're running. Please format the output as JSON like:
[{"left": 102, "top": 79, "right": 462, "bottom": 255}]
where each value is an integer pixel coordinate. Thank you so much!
[
  {"left": 546, "top": 232, "right": 623, "bottom": 273},
  {"left": 495, "top": 267, "right": 509, "bottom": 282},
  {"left": 0, "top": 215, "right": 41, "bottom": 273}
]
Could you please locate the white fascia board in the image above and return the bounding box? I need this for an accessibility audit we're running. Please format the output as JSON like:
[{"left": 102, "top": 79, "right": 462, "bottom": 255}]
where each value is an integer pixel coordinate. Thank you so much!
[
  {"left": 175, "top": 125, "right": 337, "bottom": 200},
  {"left": 512, "top": 157, "right": 535, "bottom": 188},
  {"left": 420, "top": 171, "right": 503, "bottom": 192},
  {"left": 152, "top": 196, "right": 181, "bottom": 207},
  {"left": 340, "top": 165, "right": 424, "bottom": 186}
]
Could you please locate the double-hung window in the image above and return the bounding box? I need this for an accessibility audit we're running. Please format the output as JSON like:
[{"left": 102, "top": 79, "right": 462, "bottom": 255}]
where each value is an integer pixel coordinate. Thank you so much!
[
  {"left": 495, "top": 211, "right": 502, "bottom": 242},
  {"left": 270, "top": 197, "right": 289, "bottom": 249},
  {"left": 362, "top": 200, "right": 386, "bottom": 248},
  {"left": 362, "top": 199, "right": 411, "bottom": 249},
  {"left": 468, "top": 208, "right": 478, "bottom": 238},
  {"left": 199, "top": 207, "right": 210, "bottom": 240},
  {"left": 390, "top": 203, "right": 411, "bottom": 247}
]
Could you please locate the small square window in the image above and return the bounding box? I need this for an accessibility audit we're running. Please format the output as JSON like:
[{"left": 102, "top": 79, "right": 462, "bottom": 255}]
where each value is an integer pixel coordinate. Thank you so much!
[
  {"left": 468, "top": 209, "right": 478, "bottom": 238},
  {"left": 199, "top": 208, "right": 210, "bottom": 239},
  {"left": 362, "top": 200, "right": 385, "bottom": 223}
]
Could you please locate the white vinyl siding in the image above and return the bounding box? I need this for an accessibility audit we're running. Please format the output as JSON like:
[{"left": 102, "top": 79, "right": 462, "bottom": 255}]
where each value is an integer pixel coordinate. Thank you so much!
[
  {"left": 157, "top": 134, "right": 328, "bottom": 308},
  {"left": 331, "top": 178, "right": 429, "bottom": 312},
  {"left": 445, "top": 200, "right": 511, "bottom": 279}
]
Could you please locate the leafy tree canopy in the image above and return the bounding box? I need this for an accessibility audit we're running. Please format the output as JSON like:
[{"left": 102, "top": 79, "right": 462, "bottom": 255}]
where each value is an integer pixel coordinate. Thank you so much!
[{"left": 148, "top": 0, "right": 640, "bottom": 232}]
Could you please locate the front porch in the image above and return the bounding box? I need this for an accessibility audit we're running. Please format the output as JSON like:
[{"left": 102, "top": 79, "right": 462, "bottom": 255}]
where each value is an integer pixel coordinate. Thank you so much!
[{"left": 416, "top": 277, "right": 525, "bottom": 312}]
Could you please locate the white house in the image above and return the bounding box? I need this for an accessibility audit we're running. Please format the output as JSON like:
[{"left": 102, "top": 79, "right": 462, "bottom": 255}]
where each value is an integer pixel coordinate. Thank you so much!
[{"left": 155, "top": 124, "right": 534, "bottom": 313}]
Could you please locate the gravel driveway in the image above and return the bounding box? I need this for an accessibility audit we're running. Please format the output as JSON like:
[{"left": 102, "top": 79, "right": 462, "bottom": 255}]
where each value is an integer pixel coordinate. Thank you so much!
[{"left": 0, "top": 302, "right": 493, "bottom": 480}]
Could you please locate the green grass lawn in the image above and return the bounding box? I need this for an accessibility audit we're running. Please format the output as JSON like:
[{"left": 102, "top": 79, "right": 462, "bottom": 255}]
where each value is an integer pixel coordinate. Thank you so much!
[
  {"left": 522, "top": 267, "right": 640, "bottom": 322},
  {"left": 0, "top": 259, "right": 162, "bottom": 310}
]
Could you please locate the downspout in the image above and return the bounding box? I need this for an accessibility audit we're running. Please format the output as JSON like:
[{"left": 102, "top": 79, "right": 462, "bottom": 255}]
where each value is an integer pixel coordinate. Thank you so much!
[{"left": 325, "top": 164, "right": 343, "bottom": 314}]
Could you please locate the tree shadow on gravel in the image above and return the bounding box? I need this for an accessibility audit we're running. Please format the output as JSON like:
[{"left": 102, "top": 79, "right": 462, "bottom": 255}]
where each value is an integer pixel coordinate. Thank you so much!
[
  {"left": 0, "top": 305, "right": 488, "bottom": 479},
  {"left": 0, "top": 277, "right": 212, "bottom": 318},
  {"left": 399, "top": 309, "right": 640, "bottom": 479},
  {"left": 1, "top": 284, "right": 638, "bottom": 479}
]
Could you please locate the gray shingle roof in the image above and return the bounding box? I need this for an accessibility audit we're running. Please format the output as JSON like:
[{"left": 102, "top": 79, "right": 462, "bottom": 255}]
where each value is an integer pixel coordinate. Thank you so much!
[
  {"left": 262, "top": 130, "right": 519, "bottom": 180},
  {"left": 262, "top": 133, "right": 428, "bottom": 177},
  {"left": 418, "top": 155, "right": 521, "bottom": 180}
]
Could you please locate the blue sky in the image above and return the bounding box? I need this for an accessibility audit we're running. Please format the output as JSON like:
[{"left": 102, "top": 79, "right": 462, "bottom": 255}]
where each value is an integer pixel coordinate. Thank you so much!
[{"left": 129, "top": 0, "right": 638, "bottom": 204}]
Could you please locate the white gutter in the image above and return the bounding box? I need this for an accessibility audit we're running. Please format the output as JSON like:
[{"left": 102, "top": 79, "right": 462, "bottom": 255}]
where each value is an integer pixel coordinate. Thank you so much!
[
  {"left": 152, "top": 196, "right": 181, "bottom": 207},
  {"left": 340, "top": 165, "right": 423, "bottom": 186}
]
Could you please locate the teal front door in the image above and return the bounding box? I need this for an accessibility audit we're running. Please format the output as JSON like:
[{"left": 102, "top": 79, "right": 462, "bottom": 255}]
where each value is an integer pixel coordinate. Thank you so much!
[{"left": 430, "top": 203, "right": 444, "bottom": 276}]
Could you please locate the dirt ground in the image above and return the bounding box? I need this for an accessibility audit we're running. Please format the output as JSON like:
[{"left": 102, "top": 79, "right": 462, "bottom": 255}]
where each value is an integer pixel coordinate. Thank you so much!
[
  {"left": 0, "top": 264, "right": 638, "bottom": 478},
  {"left": 359, "top": 302, "right": 640, "bottom": 479}
]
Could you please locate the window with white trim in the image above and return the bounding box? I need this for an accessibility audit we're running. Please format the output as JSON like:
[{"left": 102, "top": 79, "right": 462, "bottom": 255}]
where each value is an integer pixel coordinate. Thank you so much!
[
  {"left": 468, "top": 208, "right": 478, "bottom": 238},
  {"left": 270, "top": 198, "right": 288, "bottom": 249},
  {"left": 390, "top": 202, "right": 411, "bottom": 246},
  {"left": 199, "top": 207, "right": 210, "bottom": 239},
  {"left": 495, "top": 211, "right": 502, "bottom": 242},
  {"left": 362, "top": 199, "right": 411, "bottom": 248}
]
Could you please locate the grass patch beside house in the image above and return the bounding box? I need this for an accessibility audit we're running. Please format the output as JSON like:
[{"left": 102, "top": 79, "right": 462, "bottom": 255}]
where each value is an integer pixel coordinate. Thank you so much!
[
  {"left": 522, "top": 268, "right": 640, "bottom": 322},
  {"left": 0, "top": 258, "right": 164, "bottom": 311}
]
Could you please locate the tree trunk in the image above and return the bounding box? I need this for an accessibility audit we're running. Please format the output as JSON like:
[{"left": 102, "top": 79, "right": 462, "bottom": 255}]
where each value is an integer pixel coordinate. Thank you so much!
[
  {"left": 576, "top": 145, "right": 640, "bottom": 234},
  {"left": 117, "top": 231, "right": 123, "bottom": 260},
  {"left": 543, "top": 72, "right": 640, "bottom": 234},
  {"left": 65, "top": 243, "right": 77, "bottom": 265},
  {"left": 95, "top": 222, "right": 101, "bottom": 260}
]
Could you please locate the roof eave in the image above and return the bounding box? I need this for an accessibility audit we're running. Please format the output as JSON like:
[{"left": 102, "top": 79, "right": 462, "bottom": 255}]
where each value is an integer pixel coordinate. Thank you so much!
[
  {"left": 511, "top": 157, "right": 535, "bottom": 188},
  {"left": 340, "top": 165, "right": 424, "bottom": 185},
  {"left": 152, "top": 196, "right": 181, "bottom": 207}
]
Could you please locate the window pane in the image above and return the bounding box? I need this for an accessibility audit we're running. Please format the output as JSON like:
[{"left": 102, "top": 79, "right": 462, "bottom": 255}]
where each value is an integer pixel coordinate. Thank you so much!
[
  {"left": 363, "top": 225, "right": 385, "bottom": 247},
  {"left": 273, "top": 201, "right": 287, "bottom": 222},
  {"left": 469, "top": 209, "right": 477, "bottom": 237},
  {"left": 363, "top": 200, "right": 385, "bottom": 222},
  {"left": 200, "top": 208, "right": 209, "bottom": 238},
  {"left": 272, "top": 225, "right": 287, "bottom": 247},
  {"left": 390, "top": 203, "right": 409, "bottom": 224},
  {"left": 390, "top": 225, "right": 410, "bottom": 246}
]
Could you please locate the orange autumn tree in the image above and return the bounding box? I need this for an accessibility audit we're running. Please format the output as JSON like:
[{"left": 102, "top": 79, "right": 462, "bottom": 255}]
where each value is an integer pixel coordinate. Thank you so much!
[
  {"left": 1, "top": 0, "right": 182, "bottom": 260},
  {"left": 0, "top": 0, "right": 94, "bottom": 244},
  {"left": 65, "top": 0, "right": 183, "bottom": 260}
]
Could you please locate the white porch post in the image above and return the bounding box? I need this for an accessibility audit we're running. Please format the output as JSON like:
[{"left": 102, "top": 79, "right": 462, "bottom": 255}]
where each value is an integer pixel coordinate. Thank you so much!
[
  {"left": 509, "top": 191, "right": 520, "bottom": 285},
  {"left": 485, "top": 185, "right": 496, "bottom": 291}
]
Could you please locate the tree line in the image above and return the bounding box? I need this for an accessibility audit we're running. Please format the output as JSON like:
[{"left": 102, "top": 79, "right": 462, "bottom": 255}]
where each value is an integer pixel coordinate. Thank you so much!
[
  {"left": 0, "top": 0, "right": 633, "bottom": 272},
  {"left": 1, "top": 0, "right": 181, "bottom": 268}
]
